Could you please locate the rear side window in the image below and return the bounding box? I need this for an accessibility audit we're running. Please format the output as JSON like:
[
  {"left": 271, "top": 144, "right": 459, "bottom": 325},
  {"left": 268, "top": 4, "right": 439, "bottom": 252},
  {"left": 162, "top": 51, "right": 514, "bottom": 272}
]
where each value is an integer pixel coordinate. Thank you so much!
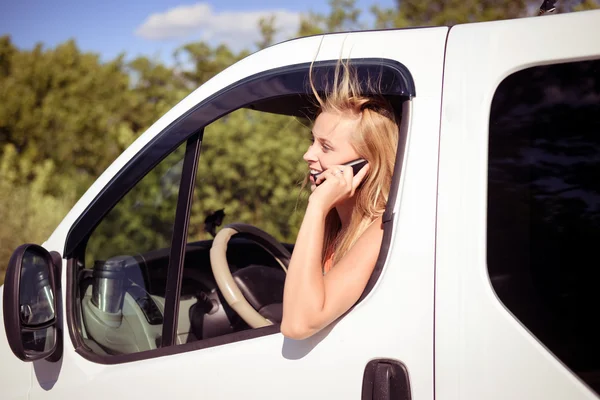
[{"left": 488, "top": 59, "right": 600, "bottom": 393}]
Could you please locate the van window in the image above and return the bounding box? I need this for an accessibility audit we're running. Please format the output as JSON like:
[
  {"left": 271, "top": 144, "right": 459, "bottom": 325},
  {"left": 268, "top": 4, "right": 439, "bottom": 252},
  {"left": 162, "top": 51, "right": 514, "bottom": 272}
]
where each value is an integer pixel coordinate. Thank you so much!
[
  {"left": 488, "top": 59, "right": 600, "bottom": 393},
  {"left": 80, "top": 144, "right": 186, "bottom": 355},
  {"left": 178, "top": 108, "right": 309, "bottom": 343}
]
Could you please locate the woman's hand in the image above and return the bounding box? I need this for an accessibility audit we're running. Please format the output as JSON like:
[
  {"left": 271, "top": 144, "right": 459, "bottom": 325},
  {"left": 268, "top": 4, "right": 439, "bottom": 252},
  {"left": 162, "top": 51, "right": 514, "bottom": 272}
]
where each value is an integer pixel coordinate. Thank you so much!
[{"left": 310, "top": 163, "right": 369, "bottom": 211}]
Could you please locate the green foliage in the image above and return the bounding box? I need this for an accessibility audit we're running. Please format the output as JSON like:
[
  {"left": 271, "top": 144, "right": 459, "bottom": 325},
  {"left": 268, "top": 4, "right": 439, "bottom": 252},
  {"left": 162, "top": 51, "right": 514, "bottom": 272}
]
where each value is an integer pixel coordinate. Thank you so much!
[
  {"left": 257, "top": 16, "right": 278, "bottom": 49},
  {"left": 0, "top": 38, "right": 135, "bottom": 196},
  {"left": 85, "top": 145, "right": 186, "bottom": 267},
  {"left": 563, "top": 0, "right": 600, "bottom": 12},
  {"left": 175, "top": 42, "right": 249, "bottom": 88},
  {"left": 0, "top": 144, "right": 76, "bottom": 285},
  {"left": 371, "top": 0, "right": 599, "bottom": 28},
  {"left": 393, "top": 0, "right": 530, "bottom": 26},
  {"left": 188, "top": 110, "right": 310, "bottom": 244},
  {"left": 0, "top": 35, "right": 187, "bottom": 282},
  {"left": 84, "top": 110, "right": 310, "bottom": 268},
  {"left": 298, "top": 0, "right": 363, "bottom": 36},
  {"left": 127, "top": 56, "right": 189, "bottom": 133}
]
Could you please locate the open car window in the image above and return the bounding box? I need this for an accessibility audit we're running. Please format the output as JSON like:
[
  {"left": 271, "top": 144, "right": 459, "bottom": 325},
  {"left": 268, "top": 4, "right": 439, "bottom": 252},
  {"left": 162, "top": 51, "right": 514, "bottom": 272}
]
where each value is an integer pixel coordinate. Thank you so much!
[
  {"left": 66, "top": 59, "right": 413, "bottom": 363},
  {"left": 178, "top": 108, "right": 309, "bottom": 344}
]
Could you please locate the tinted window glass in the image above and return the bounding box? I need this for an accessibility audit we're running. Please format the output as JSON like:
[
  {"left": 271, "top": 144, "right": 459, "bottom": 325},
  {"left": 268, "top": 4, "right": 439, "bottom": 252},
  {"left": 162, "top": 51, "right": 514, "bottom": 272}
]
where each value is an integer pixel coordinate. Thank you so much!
[
  {"left": 80, "top": 144, "right": 186, "bottom": 355},
  {"left": 488, "top": 59, "right": 600, "bottom": 393}
]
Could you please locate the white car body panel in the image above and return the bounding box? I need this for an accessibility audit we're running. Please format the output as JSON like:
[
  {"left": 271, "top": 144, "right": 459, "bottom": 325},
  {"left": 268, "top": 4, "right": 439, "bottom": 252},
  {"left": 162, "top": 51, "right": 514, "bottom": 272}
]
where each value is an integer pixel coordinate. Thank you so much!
[{"left": 437, "top": 10, "right": 600, "bottom": 400}]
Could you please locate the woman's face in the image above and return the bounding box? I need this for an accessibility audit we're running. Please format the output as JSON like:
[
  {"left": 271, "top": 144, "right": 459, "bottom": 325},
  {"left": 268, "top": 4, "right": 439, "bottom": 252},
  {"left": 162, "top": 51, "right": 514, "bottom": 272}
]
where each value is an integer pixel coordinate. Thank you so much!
[{"left": 304, "top": 110, "right": 361, "bottom": 185}]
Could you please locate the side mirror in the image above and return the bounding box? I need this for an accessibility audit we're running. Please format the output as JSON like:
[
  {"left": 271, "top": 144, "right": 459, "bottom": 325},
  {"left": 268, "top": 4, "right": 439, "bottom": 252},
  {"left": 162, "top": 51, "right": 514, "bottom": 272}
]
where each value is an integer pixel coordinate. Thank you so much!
[{"left": 3, "top": 244, "right": 61, "bottom": 362}]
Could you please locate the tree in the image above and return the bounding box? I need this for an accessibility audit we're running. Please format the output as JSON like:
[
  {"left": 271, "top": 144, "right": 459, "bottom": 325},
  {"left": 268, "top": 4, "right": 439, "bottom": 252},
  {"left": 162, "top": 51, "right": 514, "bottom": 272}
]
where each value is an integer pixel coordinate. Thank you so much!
[
  {"left": 371, "top": 0, "right": 598, "bottom": 29},
  {"left": 174, "top": 42, "right": 249, "bottom": 88},
  {"left": 126, "top": 55, "right": 189, "bottom": 134},
  {"left": 0, "top": 37, "right": 135, "bottom": 195},
  {"left": 0, "top": 36, "right": 15, "bottom": 78},
  {"left": 188, "top": 109, "right": 310, "bottom": 244},
  {"left": 85, "top": 108, "right": 312, "bottom": 268},
  {"left": 0, "top": 38, "right": 187, "bottom": 284},
  {"left": 256, "top": 15, "right": 277, "bottom": 50},
  {"left": 298, "top": 0, "right": 362, "bottom": 37},
  {"left": 0, "top": 143, "right": 77, "bottom": 285},
  {"left": 85, "top": 144, "right": 187, "bottom": 266},
  {"left": 395, "top": 0, "right": 529, "bottom": 26},
  {"left": 554, "top": 0, "right": 600, "bottom": 12}
]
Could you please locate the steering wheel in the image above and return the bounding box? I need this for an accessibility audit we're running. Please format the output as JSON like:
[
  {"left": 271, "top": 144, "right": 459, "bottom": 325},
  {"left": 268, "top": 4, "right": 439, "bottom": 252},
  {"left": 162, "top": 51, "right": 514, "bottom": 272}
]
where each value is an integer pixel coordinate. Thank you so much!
[{"left": 209, "top": 223, "right": 291, "bottom": 328}]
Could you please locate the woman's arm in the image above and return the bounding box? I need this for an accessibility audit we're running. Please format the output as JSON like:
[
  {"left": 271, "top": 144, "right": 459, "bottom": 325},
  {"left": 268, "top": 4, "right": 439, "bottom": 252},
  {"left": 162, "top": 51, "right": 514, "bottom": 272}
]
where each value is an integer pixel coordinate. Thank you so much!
[
  {"left": 281, "top": 163, "right": 382, "bottom": 339},
  {"left": 281, "top": 212, "right": 383, "bottom": 340},
  {"left": 280, "top": 202, "right": 327, "bottom": 339}
]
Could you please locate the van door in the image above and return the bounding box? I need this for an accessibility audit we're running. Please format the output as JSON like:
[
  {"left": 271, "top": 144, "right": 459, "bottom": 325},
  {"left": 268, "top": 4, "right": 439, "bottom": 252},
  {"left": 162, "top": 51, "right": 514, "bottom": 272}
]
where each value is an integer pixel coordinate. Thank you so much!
[
  {"left": 437, "top": 10, "right": 600, "bottom": 400},
  {"left": 29, "top": 26, "right": 448, "bottom": 400}
]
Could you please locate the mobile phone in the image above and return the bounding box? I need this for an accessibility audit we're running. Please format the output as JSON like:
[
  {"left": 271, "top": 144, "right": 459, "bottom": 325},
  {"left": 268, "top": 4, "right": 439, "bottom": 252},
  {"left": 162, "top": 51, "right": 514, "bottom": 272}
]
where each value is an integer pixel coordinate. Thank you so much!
[{"left": 311, "top": 158, "right": 368, "bottom": 186}]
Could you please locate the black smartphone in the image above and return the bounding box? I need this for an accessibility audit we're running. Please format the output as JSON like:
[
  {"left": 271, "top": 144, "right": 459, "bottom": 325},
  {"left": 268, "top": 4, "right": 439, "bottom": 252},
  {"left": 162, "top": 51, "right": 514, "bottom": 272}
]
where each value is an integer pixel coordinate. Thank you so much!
[{"left": 311, "top": 158, "right": 368, "bottom": 186}]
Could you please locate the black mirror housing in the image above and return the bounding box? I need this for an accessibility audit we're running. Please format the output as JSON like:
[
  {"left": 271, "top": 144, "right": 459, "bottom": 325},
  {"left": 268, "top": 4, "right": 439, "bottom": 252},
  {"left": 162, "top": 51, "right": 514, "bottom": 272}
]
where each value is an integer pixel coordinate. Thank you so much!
[{"left": 3, "top": 244, "right": 61, "bottom": 362}]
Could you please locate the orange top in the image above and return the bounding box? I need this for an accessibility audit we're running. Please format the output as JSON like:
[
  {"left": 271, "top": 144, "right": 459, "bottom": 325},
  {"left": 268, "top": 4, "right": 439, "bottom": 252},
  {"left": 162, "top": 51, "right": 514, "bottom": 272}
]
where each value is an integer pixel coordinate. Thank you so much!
[{"left": 323, "top": 253, "right": 335, "bottom": 275}]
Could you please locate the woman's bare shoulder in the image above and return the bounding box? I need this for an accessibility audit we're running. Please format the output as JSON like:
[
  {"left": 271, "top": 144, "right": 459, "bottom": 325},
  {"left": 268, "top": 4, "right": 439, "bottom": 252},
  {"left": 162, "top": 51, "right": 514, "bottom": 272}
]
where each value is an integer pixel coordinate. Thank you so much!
[
  {"left": 343, "top": 216, "right": 384, "bottom": 262},
  {"left": 362, "top": 216, "right": 385, "bottom": 240}
]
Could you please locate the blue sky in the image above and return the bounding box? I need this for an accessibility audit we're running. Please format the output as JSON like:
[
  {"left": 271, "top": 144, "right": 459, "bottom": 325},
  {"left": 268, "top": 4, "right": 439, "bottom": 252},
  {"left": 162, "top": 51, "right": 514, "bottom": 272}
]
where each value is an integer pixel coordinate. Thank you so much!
[{"left": 1, "top": 0, "right": 395, "bottom": 64}]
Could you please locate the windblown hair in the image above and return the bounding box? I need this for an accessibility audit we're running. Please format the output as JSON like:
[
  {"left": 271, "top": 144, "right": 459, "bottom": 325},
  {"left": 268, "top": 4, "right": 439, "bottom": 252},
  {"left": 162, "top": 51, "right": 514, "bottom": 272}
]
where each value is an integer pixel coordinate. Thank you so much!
[{"left": 308, "top": 60, "right": 399, "bottom": 267}]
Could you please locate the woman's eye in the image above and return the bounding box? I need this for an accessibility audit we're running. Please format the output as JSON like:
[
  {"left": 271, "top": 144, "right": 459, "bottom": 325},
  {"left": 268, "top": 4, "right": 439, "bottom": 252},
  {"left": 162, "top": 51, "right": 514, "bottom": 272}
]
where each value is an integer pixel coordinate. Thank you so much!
[{"left": 309, "top": 135, "right": 331, "bottom": 152}]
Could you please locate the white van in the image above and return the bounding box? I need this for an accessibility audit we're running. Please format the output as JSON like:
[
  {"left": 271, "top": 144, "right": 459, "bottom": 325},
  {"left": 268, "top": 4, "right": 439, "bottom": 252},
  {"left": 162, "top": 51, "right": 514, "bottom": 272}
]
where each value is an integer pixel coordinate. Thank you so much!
[{"left": 1, "top": 9, "right": 599, "bottom": 400}]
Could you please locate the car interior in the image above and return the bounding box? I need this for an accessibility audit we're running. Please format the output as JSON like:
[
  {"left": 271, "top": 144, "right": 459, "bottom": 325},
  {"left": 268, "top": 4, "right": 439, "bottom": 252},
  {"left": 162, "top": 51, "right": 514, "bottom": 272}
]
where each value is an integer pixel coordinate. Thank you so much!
[{"left": 77, "top": 231, "right": 293, "bottom": 355}]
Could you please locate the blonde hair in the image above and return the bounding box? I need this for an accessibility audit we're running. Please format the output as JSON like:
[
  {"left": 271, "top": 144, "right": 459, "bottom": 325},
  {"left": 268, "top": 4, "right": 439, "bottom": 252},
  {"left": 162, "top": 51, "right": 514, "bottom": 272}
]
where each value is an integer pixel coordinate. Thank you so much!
[{"left": 308, "top": 59, "right": 399, "bottom": 266}]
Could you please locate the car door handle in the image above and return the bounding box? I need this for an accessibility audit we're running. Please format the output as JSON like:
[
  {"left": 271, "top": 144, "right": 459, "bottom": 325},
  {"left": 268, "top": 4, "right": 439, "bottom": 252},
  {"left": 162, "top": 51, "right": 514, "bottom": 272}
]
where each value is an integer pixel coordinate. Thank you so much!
[{"left": 362, "top": 359, "right": 411, "bottom": 400}]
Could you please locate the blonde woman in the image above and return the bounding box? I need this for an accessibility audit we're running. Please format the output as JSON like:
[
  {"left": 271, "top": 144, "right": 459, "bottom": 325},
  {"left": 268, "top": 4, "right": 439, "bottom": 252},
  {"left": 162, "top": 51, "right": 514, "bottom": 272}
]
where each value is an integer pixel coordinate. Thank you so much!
[{"left": 281, "top": 61, "right": 399, "bottom": 340}]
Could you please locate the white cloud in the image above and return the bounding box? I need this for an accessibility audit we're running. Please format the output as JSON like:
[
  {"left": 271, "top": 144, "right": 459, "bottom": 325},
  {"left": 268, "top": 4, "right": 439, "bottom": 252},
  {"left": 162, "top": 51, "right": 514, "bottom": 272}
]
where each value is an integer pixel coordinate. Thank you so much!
[{"left": 135, "top": 3, "right": 302, "bottom": 50}]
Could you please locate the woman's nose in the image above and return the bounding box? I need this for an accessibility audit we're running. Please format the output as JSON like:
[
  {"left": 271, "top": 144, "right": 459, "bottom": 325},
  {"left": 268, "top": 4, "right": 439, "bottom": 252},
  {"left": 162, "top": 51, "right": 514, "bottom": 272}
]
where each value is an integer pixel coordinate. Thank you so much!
[{"left": 303, "top": 144, "right": 317, "bottom": 163}]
